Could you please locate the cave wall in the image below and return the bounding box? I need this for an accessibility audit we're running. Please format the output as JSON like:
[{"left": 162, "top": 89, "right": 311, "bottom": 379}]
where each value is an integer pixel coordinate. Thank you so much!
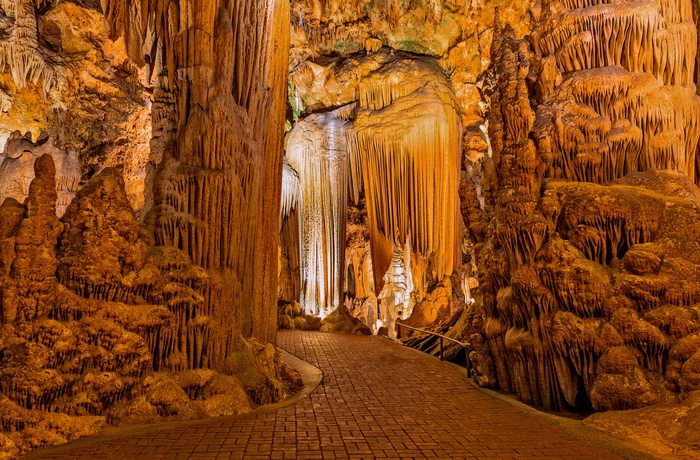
[
  {"left": 0, "top": 0, "right": 151, "bottom": 213},
  {"left": 466, "top": 1, "right": 700, "bottom": 412},
  {"left": 102, "top": 0, "right": 291, "bottom": 345},
  {"left": 0, "top": 0, "right": 299, "bottom": 456}
]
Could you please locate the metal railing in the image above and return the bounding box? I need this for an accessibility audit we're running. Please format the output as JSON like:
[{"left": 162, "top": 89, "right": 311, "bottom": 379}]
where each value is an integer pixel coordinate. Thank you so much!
[{"left": 396, "top": 322, "right": 473, "bottom": 374}]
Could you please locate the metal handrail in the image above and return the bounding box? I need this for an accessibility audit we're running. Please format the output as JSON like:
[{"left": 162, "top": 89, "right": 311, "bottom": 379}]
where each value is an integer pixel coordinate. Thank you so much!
[{"left": 396, "top": 322, "right": 473, "bottom": 374}]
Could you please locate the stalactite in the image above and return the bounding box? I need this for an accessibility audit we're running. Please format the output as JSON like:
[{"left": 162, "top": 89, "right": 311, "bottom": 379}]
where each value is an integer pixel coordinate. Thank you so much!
[
  {"left": 351, "top": 57, "right": 462, "bottom": 294},
  {"left": 534, "top": 0, "right": 700, "bottom": 185},
  {"left": 287, "top": 112, "right": 350, "bottom": 316},
  {"left": 103, "top": 0, "right": 291, "bottom": 345}
]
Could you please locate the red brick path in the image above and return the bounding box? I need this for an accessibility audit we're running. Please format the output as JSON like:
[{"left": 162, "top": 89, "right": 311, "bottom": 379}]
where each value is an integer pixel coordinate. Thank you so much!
[{"left": 27, "top": 331, "right": 622, "bottom": 460}]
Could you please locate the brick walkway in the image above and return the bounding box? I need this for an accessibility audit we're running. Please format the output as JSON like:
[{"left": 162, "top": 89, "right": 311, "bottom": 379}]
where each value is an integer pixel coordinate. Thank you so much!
[{"left": 27, "top": 331, "right": 622, "bottom": 460}]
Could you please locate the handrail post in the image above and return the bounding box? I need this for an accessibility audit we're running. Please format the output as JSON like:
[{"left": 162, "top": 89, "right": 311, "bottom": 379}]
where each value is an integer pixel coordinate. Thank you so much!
[
  {"left": 440, "top": 337, "right": 444, "bottom": 361},
  {"left": 464, "top": 344, "right": 472, "bottom": 376}
]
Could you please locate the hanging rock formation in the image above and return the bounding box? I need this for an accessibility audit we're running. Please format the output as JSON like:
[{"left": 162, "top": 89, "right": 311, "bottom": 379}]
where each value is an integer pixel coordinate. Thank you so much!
[
  {"left": 352, "top": 57, "right": 463, "bottom": 303},
  {"left": 467, "top": 2, "right": 700, "bottom": 413},
  {"left": 279, "top": 160, "right": 301, "bottom": 304},
  {"left": 283, "top": 0, "right": 543, "bottom": 333},
  {"left": 282, "top": 52, "right": 463, "bottom": 333},
  {"left": 287, "top": 112, "right": 351, "bottom": 316},
  {"left": 102, "top": 0, "right": 291, "bottom": 345}
]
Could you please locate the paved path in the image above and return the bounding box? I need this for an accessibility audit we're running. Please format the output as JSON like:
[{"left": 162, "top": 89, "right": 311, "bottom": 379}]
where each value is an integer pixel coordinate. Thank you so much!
[{"left": 27, "top": 331, "right": 623, "bottom": 460}]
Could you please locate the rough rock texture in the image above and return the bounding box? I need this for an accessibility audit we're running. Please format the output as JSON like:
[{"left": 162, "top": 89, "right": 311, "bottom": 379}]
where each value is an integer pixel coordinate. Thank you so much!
[
  {"left": 283, "top": 0, "right": 538, "bottom": 334},
  {"left": 102, "top": 0, "right": 291, "bottom": 345},
  {"left": 0, "top": 1, "right": 151, "bottom": 213},
  {"left": 0, "top": 131, "right": 80, "bottom": 216},
  {"left": 0, "top": 161, "right": 301, "bottom": 458},
  {"left": 584, "top": 391, "right": 700, "bottom": 458},
  {"left": 466, "top": 3, "right": 700, "bottom": 413},
  {"left": 0, "top": 0, "right": 301, "bottom": 455}
]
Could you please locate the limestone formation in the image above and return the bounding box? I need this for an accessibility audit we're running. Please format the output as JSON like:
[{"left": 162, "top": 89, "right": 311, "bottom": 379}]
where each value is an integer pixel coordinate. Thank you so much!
[
  {"left": 102, "top": 0, "right": 291, "bottom": 345},
  {"left": 287, "top": 112, "right": 352, "bottom": 316},
  {"left": 0, "top": 160, "right": 301, "bottom": 458},
  {"left": 352, "top": 57, "right": 463, "bottom": 308},
  {"left": 0, "top": 1, "right": 151, "bottom": 213},
  {"left": 466, "top": 4, "right": 700, "bottom": 413},
  {"left": 0, "top": 131, "right": 80, "bottom": 216},
  {"left": 0, "top": 0, "right": 301, "bottom": 455}
]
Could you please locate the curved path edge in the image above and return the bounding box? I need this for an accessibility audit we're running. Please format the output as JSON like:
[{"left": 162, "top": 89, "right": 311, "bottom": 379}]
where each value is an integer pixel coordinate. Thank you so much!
[{"left": 20, "top": 348, "right": 323, "bottom": 459}]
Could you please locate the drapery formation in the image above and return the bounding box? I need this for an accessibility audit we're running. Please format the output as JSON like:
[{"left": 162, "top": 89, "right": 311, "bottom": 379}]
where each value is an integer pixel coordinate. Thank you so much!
[
  {"left": 287, "top": 113, "right": 351, "bottom": 316},
  {"left": 352, "top": 58, "right": 462, "bottom": 298},
  {"left": 283, "top": 55, "right": 463, "bottom": 323},
  {"left": 102, "top": 0, "right": 290, "bottom": 344}
]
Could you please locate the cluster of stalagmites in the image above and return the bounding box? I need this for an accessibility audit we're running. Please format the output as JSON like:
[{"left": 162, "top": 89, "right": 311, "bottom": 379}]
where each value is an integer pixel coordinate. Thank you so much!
[
  {"left": 464, "top": 6, "right": 700, "bottom": 413},
  {"left": 0, "top": 158, "right": 301, "bottom": 457}
]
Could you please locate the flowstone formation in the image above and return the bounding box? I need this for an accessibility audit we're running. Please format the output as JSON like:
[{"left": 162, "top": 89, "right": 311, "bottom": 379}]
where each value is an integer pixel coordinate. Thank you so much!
[
  {"left": 0, "top": 131, "right": 80, "bottom": 217},
  {"left": 0, "top": 158, "right": 301, "bottom": 458},
  {"left": 466, "top": 2, "right": 700, "bottom": 414},
  {"left": 0, "top": 1, "right": 151, "bottom": 213},
  {"left": 282, "top": 52, "right": 463, "bottom": 335},
  {"left": 287, "top": 112, "right": 352, "bottom": 317},
  {"left": 282, "top": 0, "right": 539, "bottom": 334}
]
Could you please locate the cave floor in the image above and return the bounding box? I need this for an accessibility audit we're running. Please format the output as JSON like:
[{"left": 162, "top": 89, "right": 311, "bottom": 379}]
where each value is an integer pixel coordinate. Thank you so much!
[{"left": 27, "top": 331, "right": 629, "bottom": 460}]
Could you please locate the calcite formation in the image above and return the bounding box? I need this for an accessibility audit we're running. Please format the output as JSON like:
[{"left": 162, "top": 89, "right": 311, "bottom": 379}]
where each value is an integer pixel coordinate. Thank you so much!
[
  {"left": 279, "top": 160, "right": 301, "bottom": 304},
  {"left": 0, "top": 131, "right": 80, "bottom": 217},
  {"left": 287, "top": 112, "right": 352, "bottom": 316},
  {"left": 283, "top": 53, "right": 463, "bottom": 334},
  {"left": 352, "top": 57, "right": 462, "bottom": 302},
  {"left": 102, "top": 0, "right": 291, "bottom": 345},
  {"left": 0, "top": 0, "right": 300, "bottom": 456},
  {"left": 0, "top": 1, "right": 151, "bottom": 213},
  {"left": 466, "top": 3, "right": 700, "bottom": 413},
  {"left": 0, "top": 158, "right": 301, "bottom": 457}
]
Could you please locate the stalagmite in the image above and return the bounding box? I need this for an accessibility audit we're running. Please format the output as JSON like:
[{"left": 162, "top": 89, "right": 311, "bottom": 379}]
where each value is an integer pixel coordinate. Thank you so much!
[
  {"left": 0, "top": 1, "right": 302, "bottom": 457},
  {"left": 0, "top": 131, "right": 80, "bottom": 217},
  {"left": 469, "top": 6, "right": 700, "bottom": 414}
]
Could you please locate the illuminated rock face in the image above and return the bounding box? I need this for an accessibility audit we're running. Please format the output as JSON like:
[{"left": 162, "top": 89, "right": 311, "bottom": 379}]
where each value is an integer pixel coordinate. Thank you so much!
[
  {"left": 352, "top": 57, "right": 462, "bottom": 304},
  {"left": 0, "top": 131, "right": 80, "bottom": 217},
  {"left": 532, "top": 0, "right": 700, "bottom": 186},
  {"left": 0, "top": 1, "right": 151, "bottom": 213},
  {"left": 283, "top": 55, "right": 463, "bottom": 331},
  {"left": 467, "top": 3, "right": 700, "bottom": 412},
  {"left": 287, "top": 112, "right": 351, "bottom": 316},
  {"left": 0, "top": 1, "right": 300, "bottom": 456},
  {"left": 102, "top": 0, "right": 291, "bottom": 345}
]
